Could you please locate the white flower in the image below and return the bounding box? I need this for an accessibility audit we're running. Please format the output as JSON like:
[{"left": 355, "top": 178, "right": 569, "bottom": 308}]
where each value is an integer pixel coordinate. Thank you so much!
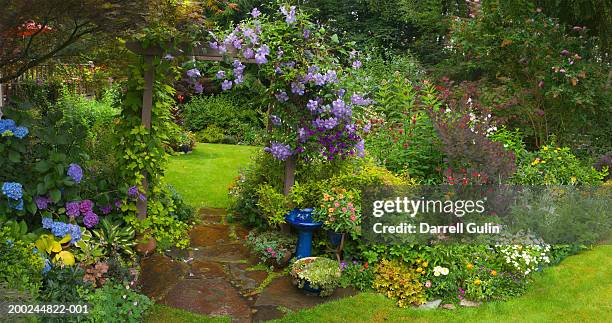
[
  {"left": 441, "top": 267, "right": 449, "bottom": 275},
  {"left": 122, "top": 295, "right": 127, "bottom": 299},
  {"left": 133, "top": 301, "right": 138, "bottom": 306},
  {"left": 434, "top": 271, "right": 441, "bottom": 277}
]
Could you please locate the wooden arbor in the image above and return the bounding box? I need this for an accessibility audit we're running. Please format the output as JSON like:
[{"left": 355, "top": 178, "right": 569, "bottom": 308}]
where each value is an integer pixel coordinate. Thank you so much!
[{"left": 125, "top": 41, "right": 256, "bottom": 219}]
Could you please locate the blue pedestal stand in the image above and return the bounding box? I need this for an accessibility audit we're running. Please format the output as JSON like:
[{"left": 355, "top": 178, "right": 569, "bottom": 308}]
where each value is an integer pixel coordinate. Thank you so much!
[{"left": 285, "top": 208, "right": 322, "bottom": 259}]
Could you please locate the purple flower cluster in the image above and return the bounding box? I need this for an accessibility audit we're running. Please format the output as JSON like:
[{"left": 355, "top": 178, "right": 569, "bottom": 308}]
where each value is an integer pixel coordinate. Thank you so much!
[
  {"left": 41, "top": 217, "right": 82, "bottom": 244},
  {"left": 269, "top": 115, "right": 282, "bottom": 126},
  {"left": 255, "top": 45, "right": 270, "bottom": 64},
  {"left": 128, "top": 185, "right": 146, "bottom": 201},
  {"left": 79, "top": 199, "right": 93, "bottom": 213},
  {"left": 83, "top": 212, "right": 99, "bottom": 228},
  {"left": 35, "top": 196, "right": 52, "bottom": 210},
  {"left": 280, "top": 5, "right": 297, "bottom": 24},
  {"left": 222, "top": 80, "right": 233, "bottom": 91},
  {"left": 67, "top": 163, "right": 83, "bottom": 183},
  {"left": 275, "top": 91, "right": 289, "bottom": 102},
  {"left": 291, "top": 82, "right": 305, "bottom": 95},
  {"left": 100, "top": 204, "right": 113, "bottom": 215},
  {"left": 66, "top": 201, "right": 80, "bottom": 217},
  {"left": 186, "top": 68, "right": 201, "bottom": 78},
  {"left": 233, "top": 60, "right": 246, "bottom": 84},
  {"left": 350, "top": 94, "right": 372, "bottom": 106},
  {"left": 264, "top": 142, "right": 293, "bottom": 161}
]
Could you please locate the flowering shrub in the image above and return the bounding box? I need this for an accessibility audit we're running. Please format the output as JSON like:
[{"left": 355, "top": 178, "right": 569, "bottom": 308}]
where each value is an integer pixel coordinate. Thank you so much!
[
  {"left": 339, "top": 261, "right": 374, "bottom": 291},
  {"left": 313, "top": 188, "right": 361, "bottom": 237},
  {"left": 189, "top": 4, "right": 370, "bottom": 162},
  {"left": 514, "top": 144, "right": 607, "bottom": 185},
  {"left": 495, "top": 244, "right": 551, "bottom": 276},
  {"left": 2, "top": 182, "right": 24, "bottom": 211},
  {"left": 245, "top": 231, "right": 296, "bottom": 267},
  {"left": 290, "top": 257, "right": 342, "bottom": 296}
]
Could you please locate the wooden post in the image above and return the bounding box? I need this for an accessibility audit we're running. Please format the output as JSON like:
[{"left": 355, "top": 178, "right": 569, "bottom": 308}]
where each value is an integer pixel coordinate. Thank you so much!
[
  {"left": 136, "top": 55, "right": 155, "bottom": 220},
  {"left": 283, "top": 155, "right": 296, "bottom": 195},
  {"left": 281, "top": 155, "right": 297, "bottom": 233}
]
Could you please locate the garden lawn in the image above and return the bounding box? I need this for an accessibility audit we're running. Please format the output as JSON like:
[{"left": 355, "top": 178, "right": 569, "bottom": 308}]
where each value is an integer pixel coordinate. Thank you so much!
[
  {"left": 275, "top": 244, "right": 612, "bottom": 323},
  {"left": 166, "top": 143, "right": 258, "bottom": 208}
]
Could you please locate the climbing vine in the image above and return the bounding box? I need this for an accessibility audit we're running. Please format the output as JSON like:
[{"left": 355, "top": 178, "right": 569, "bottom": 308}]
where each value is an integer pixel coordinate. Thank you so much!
[{"left": 116, "top": 43, "right": 189, "bottom": 248}]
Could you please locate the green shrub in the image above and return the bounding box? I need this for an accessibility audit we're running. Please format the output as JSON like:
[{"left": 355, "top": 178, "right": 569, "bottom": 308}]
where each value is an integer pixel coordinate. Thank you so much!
[
  {"left": 255, "top": 184, "right": 288, "bottom": 226},
  {"left": 165, "top": 122, "right": 196, "bottom": 153},
  {"left": 513, "top": 144, "right": 607, "bottom": 184},
  {"left": 82, "top": 282, "right": 153, "bottom": 323},
  {"left": 367, "top": 75, "right": 444, "bottom": 182},
  {"left": 339, "top": 261, "right": 374, "bottom": 291},
  {"left": 182, "top": 94, "right": 263, "bottom": 144},
  {"left": 167, "top": 184, "right": 196, "bottom": 223},
  {"left": 229, "top": 151, "right": 408, "bottom": 230},
  {"left": 373, "top": 259, "right": 426, "bottom": 307},
  {"left": 0, "top": 228, "right": 44, "bottom": 298},
  {"left": 197, "top": 125, "right": 225, "bottom": 143},
  {"left": 39, "top": 267, "right": 92, "bottom": 303}
]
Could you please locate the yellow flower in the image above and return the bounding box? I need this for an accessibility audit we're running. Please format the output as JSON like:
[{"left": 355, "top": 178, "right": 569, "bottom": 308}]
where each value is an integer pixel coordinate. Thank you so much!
[
  {"left": 541, "top": 160, "right": 546, "bottom": 164},
  {"left": 532, "top": 158, "right": 541, "bottom": 166},
  {"left": 330, "top": 197, "right": 335, "bottom": 201},
  {"left": 491, "top": 270, "right": 497, "bottom": 276},
  {"left": 422, "top": 261, "right": 428, "bottom": 268},
  {"left": 474, "top": 279, "right": 481, "bottom": 285},
  {"left": 338, "top": 194, "right": 344, "bottom": 199},
  {"left": 416, "top": 259, "right": 422, "bottom": 264},
  {"left": 328, "top": 208, "right": 335, "bottom": 214},
  {"left": 416, "top": 267, "right": 423, "bottom": 273},
  {"left": 570, "top": 176, "right": 577, "bottom": 183},
  {"left": 543, "top": 146, "right": 548, "bottom": 151},
  {"left": 467, "top": 263, "right": 474, "bottom": 270}
]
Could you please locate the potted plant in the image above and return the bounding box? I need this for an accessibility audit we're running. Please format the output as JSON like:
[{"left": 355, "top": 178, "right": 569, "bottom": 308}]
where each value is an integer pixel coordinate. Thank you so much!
[
  {"left": 245, "top": 231, "right": 296, "bottom": 268},
  {"left": 313, "top": 188, "right": 361, "bottom": 262},
  {"left": 290, "top": 257, "right": 341, "bottom": 296}
]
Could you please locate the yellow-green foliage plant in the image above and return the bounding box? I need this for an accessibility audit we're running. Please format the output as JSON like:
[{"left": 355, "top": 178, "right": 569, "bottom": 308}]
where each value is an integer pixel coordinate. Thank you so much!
[{"left": 373, "top": 259, "right": 426, "bottom": 307}]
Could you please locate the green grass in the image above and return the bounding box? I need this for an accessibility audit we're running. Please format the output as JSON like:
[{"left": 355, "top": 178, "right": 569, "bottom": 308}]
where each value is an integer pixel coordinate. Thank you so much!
[
  {"left": 275, "top": 244, "right": 612, "bottom": 323},
  {"left": 166, "top": 143, "right": 258, "bottom": 209}
]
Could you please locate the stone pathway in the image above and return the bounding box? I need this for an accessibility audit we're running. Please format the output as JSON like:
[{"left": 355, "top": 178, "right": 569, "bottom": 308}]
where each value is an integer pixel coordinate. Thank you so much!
[{"left": 139, "top": 208, "right": 357, "bottom": 322}]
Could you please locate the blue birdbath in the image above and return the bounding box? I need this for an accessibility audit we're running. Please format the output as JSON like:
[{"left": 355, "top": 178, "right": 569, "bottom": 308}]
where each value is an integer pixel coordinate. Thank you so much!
[{"left": 285, "top": 208, "right": 322, "bottom": 259}]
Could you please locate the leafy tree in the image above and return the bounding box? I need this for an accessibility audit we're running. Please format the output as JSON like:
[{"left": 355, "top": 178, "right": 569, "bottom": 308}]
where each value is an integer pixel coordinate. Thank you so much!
[{"left": 0, "top": 0, "right": 147, "bottom": 83}]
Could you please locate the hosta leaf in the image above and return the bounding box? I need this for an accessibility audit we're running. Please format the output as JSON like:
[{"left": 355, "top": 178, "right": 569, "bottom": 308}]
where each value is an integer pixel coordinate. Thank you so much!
[{"left": 54, "top": 251, "right": 75, "bottom": 266}]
